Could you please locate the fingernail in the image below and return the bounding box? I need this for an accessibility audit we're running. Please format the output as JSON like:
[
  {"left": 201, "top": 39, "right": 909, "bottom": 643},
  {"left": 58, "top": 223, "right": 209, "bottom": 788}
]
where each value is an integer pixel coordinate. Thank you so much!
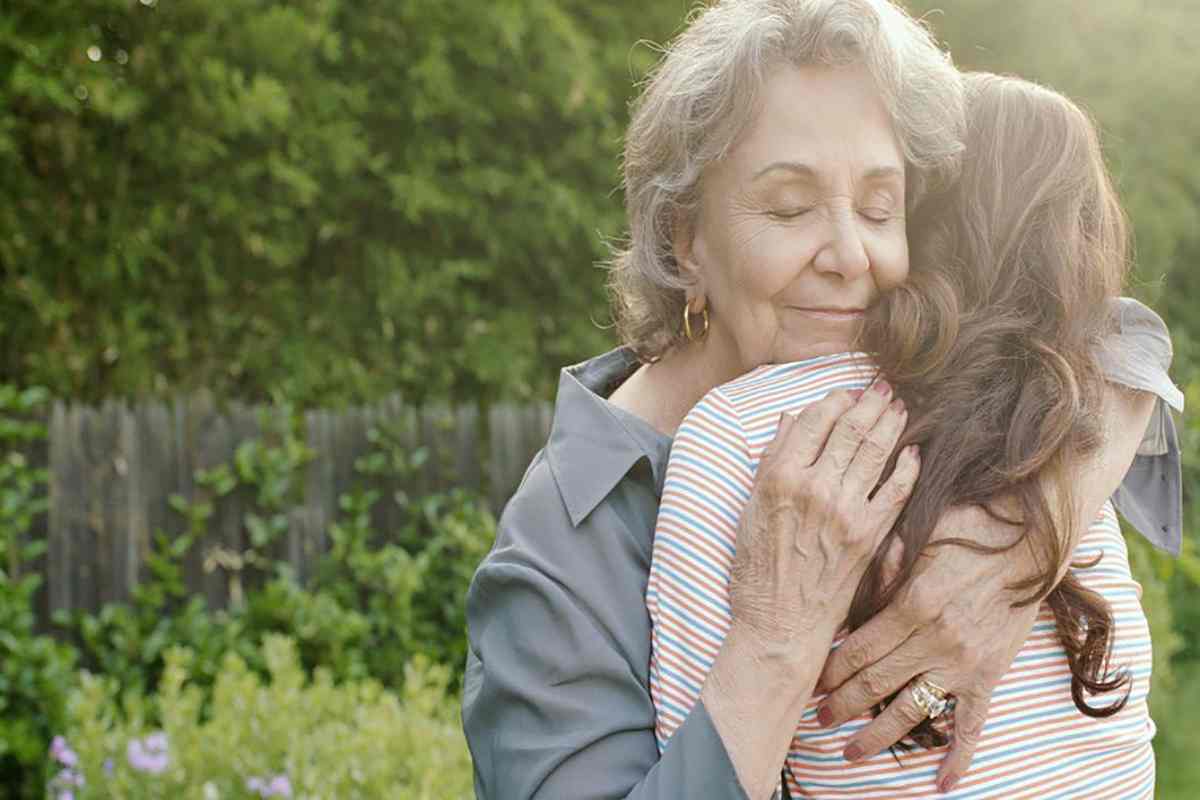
[
  {"left": 874, "top": 380, "right": 892, "bottom": 396},
  {"left": 817, "top": 706, "right": 833, "bottom": 727},
  {"left": 849, "top": 389, "right": 865, "bottom": 400},
  {"left": 844, "top": 743, "right": 863, "bottom": 762},
  {"left": 939, "top": 773, "right": 959, "bottom": 793},
  {"left": 890, "top": 397, "right": 906, "bottom": 414}
]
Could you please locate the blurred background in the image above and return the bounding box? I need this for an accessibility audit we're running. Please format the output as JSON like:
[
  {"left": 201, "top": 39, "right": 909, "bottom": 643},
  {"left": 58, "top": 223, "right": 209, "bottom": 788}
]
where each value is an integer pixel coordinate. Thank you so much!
[{"left": 1, "top": 0, "right": 1197, "bottom": 797}]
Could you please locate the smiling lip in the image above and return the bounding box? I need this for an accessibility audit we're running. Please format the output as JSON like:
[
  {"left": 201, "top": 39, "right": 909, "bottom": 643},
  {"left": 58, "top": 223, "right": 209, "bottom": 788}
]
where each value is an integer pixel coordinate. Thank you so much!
[{"left": 788, "top": 306, "right": 867, "bottom": 321}]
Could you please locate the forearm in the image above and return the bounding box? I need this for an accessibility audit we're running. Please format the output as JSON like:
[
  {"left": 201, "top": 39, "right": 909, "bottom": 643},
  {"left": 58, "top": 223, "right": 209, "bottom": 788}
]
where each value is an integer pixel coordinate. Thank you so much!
[
  {"left": 1043, "top": 382, "right": 1156, "bottom": 579},
  {"left": 701, "top": 624, "right": 828, "bottom": 800}
]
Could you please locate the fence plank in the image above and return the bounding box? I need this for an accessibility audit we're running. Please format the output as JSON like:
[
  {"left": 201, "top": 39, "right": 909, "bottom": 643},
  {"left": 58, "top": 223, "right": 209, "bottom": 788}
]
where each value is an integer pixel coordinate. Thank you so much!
[
  {"left": 136, "top": 401, "right": 180, "bottom": 569},
  {"left": 48, "top": 401, "right": 79, "bottom": 617},
  {"left": 300, "top": 408, "right": 336, "bottom": 585},
  {"left": 36, "top": 391, "right": 559, "bottom": 627},
  {"left": 105, "top": 400, "right": 137, "bottom": 606},
  {"left": 488, "top": 402, "right": 553, "bottom": 514},
  {"left": 183, "top": 390, "right": 238, "bottom": 609}
]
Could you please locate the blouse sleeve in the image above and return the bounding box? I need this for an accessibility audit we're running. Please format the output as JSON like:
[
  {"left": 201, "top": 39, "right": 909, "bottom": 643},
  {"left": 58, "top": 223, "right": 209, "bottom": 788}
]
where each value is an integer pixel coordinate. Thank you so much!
[
  {"left": 463, "top": 452, "right": 751, "bottom": 800},
  {"left": 1098, "top": 297, "right": 1186, "bottom": 555},
  {"left": 647, "top": 387, "right": 756, "bottom": 750}
]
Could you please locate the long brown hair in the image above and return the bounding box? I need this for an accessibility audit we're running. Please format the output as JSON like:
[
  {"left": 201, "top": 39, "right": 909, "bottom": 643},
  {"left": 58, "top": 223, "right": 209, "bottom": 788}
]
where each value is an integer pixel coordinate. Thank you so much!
[{"left": 855, "top": 73, "right": 1132, "bottom": 747}]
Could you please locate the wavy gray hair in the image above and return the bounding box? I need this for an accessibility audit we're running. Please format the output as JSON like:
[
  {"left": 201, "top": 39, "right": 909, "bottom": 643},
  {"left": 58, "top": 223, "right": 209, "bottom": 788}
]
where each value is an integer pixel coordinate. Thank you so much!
[{"left": 609, "top": 0, "right": 967, "bottom": 360}]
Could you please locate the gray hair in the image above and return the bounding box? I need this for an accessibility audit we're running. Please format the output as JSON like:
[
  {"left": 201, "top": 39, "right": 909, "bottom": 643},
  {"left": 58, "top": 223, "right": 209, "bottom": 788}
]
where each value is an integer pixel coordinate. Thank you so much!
[{"left": 608, "top": 0, "right": 967, "bottom": 360}]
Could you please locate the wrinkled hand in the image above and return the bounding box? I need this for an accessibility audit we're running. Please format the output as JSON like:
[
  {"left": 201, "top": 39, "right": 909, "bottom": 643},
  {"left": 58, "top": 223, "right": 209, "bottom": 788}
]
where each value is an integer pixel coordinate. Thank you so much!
[
  {"left": 728, "top": 381, "right": 919, "bottom": 661},
  {"left": 814, "top": 505, "right": 1041, "bottom": 794}
]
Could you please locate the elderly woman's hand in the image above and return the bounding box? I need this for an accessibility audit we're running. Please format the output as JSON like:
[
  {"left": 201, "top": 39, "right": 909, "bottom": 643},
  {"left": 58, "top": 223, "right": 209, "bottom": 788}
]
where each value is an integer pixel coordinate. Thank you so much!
[
  {"left": 814, "top": 504, "right": 1040, "bottom": 794},
  {"left": 701, "top": 383, "right": 919, "bottom": 800},
  {"left": 728, "top": 382, "right": 920, "bottom": 662}
]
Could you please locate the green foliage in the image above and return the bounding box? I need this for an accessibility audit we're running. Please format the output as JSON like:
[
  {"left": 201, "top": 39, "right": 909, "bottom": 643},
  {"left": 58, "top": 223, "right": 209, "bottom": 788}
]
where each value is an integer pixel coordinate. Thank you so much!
[
  {"left": 57, "top": 521, "right": 250, "bottom": 705},
  {"left": 0, "top": 386, "right": 76, "bottom": 799},
  {"left": 1152, "top": 661, "right": 1200, "bottom": 799},
  {"left": 56, "top": 636, "right": 473, "bottom": 799},
  {"left": 1126, "top": 492, "right": 1200, "bottom": 799},
  {"left": 0, "top": 0, "right": 688, "bottom": 407},
  {"left": 56, "top": 406, "right": 494, "bottom": 701},
  {"left": 246, "top": 417, "right": 496, "bottom": 689},
  {"left": 13, "top": 399, "right": 494, "bottom": 795}
]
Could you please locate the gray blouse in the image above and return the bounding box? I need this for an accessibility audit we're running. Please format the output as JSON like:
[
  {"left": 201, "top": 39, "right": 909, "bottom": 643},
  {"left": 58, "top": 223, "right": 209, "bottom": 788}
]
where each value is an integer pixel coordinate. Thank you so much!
[{"left": 462, "top": 298, "right": 1183, "bottom": 800}]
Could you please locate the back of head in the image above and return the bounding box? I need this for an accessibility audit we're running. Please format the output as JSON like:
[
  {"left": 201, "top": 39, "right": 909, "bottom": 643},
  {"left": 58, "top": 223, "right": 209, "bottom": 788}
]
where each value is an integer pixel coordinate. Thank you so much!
[
  {"left": 856, "top": 72, "right": 1132, "bottom": 741},
  {"left": 866, "top": 71, "right": 1128, "bottom": 497},
  {"left": 944, "top": 72, "right": 1127, "bottom": 330}
]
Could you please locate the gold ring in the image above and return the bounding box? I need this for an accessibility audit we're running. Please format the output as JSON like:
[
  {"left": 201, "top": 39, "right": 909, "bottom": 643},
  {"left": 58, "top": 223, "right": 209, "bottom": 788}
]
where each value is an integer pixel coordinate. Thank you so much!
[{"left": 909, "top": 676, "right": 951, "bottom": 719}]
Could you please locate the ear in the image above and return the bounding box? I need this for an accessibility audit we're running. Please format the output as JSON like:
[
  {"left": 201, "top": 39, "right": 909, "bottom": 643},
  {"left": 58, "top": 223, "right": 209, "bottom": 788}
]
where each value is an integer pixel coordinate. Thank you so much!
[{"left": 672, "top": 208, "right": 705, "bottom": 298}]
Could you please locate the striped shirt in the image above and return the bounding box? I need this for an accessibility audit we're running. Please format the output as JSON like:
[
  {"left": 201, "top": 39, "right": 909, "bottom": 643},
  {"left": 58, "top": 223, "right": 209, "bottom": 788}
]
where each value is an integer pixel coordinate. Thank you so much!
[{"left": 647, "top": 352, "right": 1156, "bottom": 799}]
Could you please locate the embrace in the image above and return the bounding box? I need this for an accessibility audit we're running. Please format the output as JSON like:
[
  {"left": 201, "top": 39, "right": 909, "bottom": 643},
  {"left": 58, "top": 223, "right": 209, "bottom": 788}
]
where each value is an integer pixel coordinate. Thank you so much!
[{"left": 463, "top": 1, "right": 1183, "bottom": 798}]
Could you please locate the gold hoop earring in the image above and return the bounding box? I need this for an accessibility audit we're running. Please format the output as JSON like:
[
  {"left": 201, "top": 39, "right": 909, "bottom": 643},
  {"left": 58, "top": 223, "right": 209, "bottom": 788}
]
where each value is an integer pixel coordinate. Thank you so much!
[{"left": 683, "top": 303, "right": 709, "bottom": 342}]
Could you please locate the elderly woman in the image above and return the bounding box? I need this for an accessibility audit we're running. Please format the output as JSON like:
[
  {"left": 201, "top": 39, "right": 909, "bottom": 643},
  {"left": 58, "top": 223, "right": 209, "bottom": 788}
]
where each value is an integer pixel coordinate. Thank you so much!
[{"left": 461, "top": 2, "right": 1182, "bottom": 799}]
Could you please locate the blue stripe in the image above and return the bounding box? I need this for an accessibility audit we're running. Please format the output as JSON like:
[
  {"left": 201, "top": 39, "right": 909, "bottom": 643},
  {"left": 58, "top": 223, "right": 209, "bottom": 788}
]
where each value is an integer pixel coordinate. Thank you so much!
[
  {"left": 651, "top": 656, "right": 706, "bottom": 697},
  {"left": 651, "top": 563, "right": 731, "bottom": 630},
  {"left": 653, "top": 530, "right": 734, "bottom": 586},
  {"left": 658, "top": 483, "right": 740, "bottom": 535},
  {"left": 667, "top": 452, "right": 751, "bottom": 507},
  {"left": 681, "top": 405, "right": 750, "bottom": 462}
]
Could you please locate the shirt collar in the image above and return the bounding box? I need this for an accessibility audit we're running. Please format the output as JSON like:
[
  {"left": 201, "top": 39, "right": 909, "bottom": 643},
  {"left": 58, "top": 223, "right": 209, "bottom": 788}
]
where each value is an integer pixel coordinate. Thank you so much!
[{"left": 545, "top": 348, "right": 671, "bottom": 527}]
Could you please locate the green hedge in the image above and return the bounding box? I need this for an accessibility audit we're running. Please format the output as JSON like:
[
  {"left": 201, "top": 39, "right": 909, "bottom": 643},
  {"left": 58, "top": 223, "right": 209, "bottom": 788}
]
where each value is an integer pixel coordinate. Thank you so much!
[
  {"left": 2, "top": 2, "right": 1197, "bottom": 408},
  {"left": 0, "top": 0, "right": 688, "bottom": 407}
]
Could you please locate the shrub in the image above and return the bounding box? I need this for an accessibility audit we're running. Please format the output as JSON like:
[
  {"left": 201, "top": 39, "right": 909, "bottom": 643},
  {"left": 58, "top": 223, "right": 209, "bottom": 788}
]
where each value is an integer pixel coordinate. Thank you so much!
[
  {"left": 241, "top": 414, "right": 497, "bottom": 691},
  {"left": 56, "top": 502, "right": 252, "bottom": 705},
  {"left": 0, "top": 0, "right": 688, "bottom": 407},
  {"left": 0, "top": 387, "right": 77, "bottom": 799},
  {"left": 54, "top": 635, "right": 473, "bottom": 799}
]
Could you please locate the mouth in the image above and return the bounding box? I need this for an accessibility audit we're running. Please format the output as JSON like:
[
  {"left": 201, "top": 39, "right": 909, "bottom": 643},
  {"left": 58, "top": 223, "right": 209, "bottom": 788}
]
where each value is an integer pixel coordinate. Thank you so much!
[{"left": 786, "top": 306, "right": 867, "bottom": 322}]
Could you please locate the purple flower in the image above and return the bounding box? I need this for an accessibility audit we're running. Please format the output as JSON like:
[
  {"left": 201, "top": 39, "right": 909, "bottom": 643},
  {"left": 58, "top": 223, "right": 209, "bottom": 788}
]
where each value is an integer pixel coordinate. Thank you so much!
[
  {"left": 246, "top": 773, "right": 293, "bottom": 798},
  {"left": 104, "top": 757, "right": 114, "bottom": 775},
  {"left": 127, "top": 731, "right": 169, "bottom": 774},
  {"left": 49, "top": 736, "right": 79, "bottom": 768},
  {"left": 267, "top": 775, "right": 292, "bottom": 797},
  {"left": 59, "top": 769, "right": 85, "bottom": 787},
  {"left": 49, "top": 761, "right": 85, "bottom": 800}
]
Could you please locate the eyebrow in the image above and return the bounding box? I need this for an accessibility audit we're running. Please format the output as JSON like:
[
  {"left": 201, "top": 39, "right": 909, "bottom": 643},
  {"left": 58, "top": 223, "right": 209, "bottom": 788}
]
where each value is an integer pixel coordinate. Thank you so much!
[{"left": 751, "top": 161, "right": 905, "bottom": 183}]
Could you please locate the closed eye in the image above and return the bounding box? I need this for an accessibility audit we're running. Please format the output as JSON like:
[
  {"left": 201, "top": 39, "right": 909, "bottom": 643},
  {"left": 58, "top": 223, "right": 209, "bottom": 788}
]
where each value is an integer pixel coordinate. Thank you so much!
[
  {"left": 767, "top": 207, "right": 815, "bottom": 220},
  {"left": 859, "top": 208, "right": 896, "bottom": 224}
]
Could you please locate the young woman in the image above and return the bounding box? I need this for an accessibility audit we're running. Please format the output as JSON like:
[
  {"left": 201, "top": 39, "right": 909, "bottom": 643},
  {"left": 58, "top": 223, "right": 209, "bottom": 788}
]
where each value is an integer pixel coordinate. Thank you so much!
[{"left": 648, "top": 73, "right": 1167, "bottom": 798}]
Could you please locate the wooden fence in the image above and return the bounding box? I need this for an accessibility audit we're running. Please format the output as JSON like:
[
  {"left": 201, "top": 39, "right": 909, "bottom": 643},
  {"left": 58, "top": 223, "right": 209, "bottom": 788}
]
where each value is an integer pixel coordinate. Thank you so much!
[{"left": 22, "top": 391, "right": 554, "bottom": 627}]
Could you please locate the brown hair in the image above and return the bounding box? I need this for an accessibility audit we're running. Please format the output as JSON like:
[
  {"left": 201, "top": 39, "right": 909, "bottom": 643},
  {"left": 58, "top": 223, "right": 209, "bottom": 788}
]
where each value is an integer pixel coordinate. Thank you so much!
[{"left": 854, "top": 73, "right": 1132, "bottom": 747}]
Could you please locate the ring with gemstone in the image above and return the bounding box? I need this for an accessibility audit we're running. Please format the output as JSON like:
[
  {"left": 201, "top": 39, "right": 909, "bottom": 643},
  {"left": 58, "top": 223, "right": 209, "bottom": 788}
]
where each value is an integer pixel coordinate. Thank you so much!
[{"left": 909, "top": 675, "right": 951, "bottom": 719}]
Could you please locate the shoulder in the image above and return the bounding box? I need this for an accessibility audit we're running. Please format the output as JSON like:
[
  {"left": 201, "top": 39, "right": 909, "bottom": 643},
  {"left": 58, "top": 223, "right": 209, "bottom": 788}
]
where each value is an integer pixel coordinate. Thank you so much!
[
  {"left": 470, "top": 451, "right": 660, "bottom": 677},
  {"left": 702, "top": 354, "right": 876, "bottom": 449},
  {"left": 480, "top": 448, "right": 658, "bottom": 596},
  {"left": 716, "top": 352, "right": 876, "bottom": 406}
]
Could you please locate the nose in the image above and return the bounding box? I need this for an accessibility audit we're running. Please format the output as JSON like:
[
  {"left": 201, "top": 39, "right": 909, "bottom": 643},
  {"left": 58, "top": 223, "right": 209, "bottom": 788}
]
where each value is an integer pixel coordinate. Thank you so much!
[{"left": 812, "top": 207, "right": 870, "bottom": 280}]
